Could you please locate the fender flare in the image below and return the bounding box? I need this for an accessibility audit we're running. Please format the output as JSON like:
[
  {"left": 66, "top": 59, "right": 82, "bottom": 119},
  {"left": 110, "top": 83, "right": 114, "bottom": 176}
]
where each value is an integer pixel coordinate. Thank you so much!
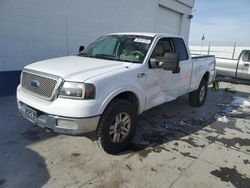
[{"left": 97, "top": 86, "right": 145, "bottom": 115}]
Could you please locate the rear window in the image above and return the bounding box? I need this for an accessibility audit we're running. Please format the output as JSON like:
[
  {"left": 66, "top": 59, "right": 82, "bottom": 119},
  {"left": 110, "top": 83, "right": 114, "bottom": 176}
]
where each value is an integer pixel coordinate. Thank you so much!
[{"left": 172, "top": 38, "right": 189, "bottom": 61}]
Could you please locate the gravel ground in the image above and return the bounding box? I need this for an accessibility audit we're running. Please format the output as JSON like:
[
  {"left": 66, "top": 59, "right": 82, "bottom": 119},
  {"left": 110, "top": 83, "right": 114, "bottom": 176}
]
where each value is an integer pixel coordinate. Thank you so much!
[{"left": 0, "top": 81, "right": 250, "bottom": 188}]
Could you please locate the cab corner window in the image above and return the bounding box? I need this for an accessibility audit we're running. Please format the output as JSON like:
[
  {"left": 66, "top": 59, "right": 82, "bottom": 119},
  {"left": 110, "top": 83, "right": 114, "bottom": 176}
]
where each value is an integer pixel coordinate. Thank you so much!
[
  {"left": 172, "top": 38, "right": 188, "bottom": 61},
  {"left": 242, "top": 51, "right": 250, "bottom": 62}
]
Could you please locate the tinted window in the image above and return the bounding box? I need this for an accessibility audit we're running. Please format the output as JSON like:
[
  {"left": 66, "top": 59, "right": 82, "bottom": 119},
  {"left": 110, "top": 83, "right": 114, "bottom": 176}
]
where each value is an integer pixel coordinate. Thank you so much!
[{"left": 172, "top": 38, "right": 188, "bottom": 61}]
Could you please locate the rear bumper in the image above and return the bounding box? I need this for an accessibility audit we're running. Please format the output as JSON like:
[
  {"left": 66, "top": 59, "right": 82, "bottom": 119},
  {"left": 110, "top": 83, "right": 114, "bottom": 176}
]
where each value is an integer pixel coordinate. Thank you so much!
[{"left": 18, "top": 101, "right": 100, "bottom": 135}]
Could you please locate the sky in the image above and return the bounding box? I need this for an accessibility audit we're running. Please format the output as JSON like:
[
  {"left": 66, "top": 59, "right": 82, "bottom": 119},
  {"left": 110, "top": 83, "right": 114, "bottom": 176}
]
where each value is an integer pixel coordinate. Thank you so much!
[{"left": 189, "top": 0, "right": 250, "bottom": 44}]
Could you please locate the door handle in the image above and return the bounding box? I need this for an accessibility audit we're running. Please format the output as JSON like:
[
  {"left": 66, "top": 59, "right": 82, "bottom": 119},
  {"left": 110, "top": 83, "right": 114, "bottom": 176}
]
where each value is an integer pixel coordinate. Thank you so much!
[
  {"left": 244, "top": 63, "right": 249, "bottom": 67},
  {"left": 137, "top": 73, "right": 145, "bottom": 78}
]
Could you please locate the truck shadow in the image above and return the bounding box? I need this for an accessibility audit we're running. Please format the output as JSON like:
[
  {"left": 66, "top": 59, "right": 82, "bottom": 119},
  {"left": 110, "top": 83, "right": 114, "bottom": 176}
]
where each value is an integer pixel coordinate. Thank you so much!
[
  {"left": 119, "top": 86, "right": 250, "bottom": 156},
  {"left": 0, "top": 96, "right": 57, "bottom": 188}
]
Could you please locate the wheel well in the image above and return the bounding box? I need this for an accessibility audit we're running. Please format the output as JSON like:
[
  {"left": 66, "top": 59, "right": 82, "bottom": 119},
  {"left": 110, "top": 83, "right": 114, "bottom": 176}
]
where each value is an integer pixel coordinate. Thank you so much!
[
  {"left": 113, "top": 92, "right": 139, "bottom": 114},
  {"left": 203, "top": 72, "right": 210, "bottom": 83}
]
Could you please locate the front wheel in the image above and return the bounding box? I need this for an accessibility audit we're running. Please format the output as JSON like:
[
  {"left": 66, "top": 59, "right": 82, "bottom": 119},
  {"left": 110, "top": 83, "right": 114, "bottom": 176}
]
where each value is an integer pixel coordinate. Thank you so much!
[
  {"left": 189, "top": 78, "right": 208, "bottom": 107},
  {"left": 96, "top": 99, "right": 137, "bottom": 154}
]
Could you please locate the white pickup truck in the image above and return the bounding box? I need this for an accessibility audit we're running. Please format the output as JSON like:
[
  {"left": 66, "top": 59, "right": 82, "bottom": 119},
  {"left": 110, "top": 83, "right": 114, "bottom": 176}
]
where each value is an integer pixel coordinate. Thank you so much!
[
  {"left": 17, "top": 33, "right": 215, "bottom": 154},
  {"left": 216, "top": 50, "right": 250, "bottom": 80}
]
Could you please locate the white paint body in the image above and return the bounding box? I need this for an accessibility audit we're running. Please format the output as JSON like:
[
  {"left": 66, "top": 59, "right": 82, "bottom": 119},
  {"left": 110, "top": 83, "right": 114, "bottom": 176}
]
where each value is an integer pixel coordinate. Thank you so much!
[{"left": 17, "top": 33, "right": 215, "bottom": 120}]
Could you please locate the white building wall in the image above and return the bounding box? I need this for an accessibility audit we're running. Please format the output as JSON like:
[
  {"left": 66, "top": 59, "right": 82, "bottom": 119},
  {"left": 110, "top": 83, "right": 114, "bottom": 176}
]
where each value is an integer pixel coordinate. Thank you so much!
[{"left": 0, "top": 0, "right": 194, "bottom": 72}]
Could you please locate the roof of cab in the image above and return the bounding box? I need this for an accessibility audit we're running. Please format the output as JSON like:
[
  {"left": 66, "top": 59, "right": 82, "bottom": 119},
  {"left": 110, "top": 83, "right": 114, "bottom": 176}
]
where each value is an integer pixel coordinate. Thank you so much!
[{"left": 107, "top": 32, "right": 181, "bottom": 38}]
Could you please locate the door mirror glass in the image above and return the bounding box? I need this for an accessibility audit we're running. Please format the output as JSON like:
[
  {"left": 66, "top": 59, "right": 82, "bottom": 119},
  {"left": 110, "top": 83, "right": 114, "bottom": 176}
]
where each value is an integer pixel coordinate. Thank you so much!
[
  {"left": 79, "top": 46, "right": 84, "bottom": 53},
  {"left": 150, "top": 52, "right": 180, "bottom": 73}
]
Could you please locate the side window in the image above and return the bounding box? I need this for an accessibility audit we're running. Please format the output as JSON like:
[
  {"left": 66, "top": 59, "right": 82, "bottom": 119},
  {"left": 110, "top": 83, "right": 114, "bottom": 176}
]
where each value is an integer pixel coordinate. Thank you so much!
[
  {"left": 172, "top": 38, "right": 189, "bottom": 61},
  {"left": 151, "top": 38, "right": 173, "bottom": 58},
  {"left": 242, "top": 51, "right": 250, "bottom": 62}
]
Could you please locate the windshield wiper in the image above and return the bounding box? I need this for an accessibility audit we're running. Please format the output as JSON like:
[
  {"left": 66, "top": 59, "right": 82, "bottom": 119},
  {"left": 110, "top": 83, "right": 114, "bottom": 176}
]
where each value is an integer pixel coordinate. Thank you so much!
[
  {"left": 93, "top": 54, "right": 116, "bottom": 60},
  {"left": 78, "top": 52, "right": 91, "bottom": 57},
  {"left": 118, "top": 59, "right": 139, "bottom": 64}
]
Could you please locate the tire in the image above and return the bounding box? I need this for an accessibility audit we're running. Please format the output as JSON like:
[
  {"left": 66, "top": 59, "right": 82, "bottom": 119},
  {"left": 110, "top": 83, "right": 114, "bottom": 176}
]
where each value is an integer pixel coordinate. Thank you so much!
[
  {"left": 96, "top": 99, "right": 137, "bottom": 154},
  {"left": 189, "top": 78, "right": 208, "bottom": 107}
]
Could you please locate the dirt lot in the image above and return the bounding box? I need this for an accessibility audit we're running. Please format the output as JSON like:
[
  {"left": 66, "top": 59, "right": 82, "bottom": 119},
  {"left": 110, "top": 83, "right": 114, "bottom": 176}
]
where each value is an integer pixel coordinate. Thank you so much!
[{"left": 0, "top": 81, "right": 250, "bottom": 188}]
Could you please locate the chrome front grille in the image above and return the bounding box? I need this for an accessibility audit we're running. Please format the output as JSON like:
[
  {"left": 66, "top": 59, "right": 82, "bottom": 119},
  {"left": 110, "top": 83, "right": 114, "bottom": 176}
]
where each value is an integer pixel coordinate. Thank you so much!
[{"left": 21, "top": 70, "right": 61, "bottom": 100}]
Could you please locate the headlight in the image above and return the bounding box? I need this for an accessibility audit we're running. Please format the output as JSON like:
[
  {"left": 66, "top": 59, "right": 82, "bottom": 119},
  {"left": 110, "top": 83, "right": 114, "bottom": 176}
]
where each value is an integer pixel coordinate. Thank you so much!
[{"left": 59, "top": 82, "right": 95, "bottom": 99}]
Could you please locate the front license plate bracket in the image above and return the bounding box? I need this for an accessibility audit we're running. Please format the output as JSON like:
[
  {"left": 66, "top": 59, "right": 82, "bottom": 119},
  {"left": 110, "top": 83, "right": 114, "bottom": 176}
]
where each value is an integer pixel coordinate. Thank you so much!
[{"left": 24, "top": 106, "right": 37, "bottom": 123}]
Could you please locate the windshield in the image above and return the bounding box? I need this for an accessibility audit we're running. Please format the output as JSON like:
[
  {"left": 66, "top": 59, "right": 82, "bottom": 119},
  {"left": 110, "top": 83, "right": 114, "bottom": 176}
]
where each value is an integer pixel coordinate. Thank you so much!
[{"left": 78, "top": 35, "right": 153, "bottom": 63}]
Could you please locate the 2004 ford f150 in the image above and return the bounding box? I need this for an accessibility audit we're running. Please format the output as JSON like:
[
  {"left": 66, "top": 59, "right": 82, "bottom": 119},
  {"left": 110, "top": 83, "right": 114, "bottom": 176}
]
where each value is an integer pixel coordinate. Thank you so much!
[{"left": 17, "top": 33, "right": 215, "bottom": 154}]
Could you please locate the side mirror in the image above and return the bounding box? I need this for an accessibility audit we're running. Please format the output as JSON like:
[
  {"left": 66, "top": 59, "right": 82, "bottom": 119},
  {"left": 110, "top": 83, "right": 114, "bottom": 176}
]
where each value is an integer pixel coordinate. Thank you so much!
[
  {"left": 79, "top": 46, "right": 84, "bottom": 53},
  {"left": 149, "top": 52, "right": 180, "bottom": 73}
]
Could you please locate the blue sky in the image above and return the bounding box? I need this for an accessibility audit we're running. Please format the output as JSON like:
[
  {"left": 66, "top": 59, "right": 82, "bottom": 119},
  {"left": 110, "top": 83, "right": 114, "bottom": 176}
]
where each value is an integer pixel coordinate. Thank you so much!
[{"left": 189, "top": 0, "right": 250, "bottom": 43}]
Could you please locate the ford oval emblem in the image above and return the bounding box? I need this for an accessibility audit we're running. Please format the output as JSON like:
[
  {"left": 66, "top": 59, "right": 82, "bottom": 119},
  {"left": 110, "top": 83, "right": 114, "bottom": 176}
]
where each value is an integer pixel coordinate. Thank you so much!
[{"left": 31, "top": 80, "right": 40, "bottom": 88}]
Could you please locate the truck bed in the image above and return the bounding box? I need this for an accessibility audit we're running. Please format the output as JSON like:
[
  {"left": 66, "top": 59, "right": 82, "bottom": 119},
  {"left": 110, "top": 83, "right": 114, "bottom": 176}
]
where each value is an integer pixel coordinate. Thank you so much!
[{"left": 188, "top": 54, "right": 216, "bottom": 92}]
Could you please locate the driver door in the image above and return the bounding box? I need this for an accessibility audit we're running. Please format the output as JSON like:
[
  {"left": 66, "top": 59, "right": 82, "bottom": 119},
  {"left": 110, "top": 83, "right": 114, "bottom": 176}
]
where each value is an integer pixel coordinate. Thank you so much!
[{"left": 144, "top": 37, "right": 191, "bottom": 110}]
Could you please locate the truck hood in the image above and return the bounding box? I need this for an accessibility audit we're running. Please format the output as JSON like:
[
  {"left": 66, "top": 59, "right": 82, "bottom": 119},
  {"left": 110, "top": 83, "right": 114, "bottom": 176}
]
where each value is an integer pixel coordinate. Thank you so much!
[{"left": 24, "top": 56, "right": 132, "bottom": 82}]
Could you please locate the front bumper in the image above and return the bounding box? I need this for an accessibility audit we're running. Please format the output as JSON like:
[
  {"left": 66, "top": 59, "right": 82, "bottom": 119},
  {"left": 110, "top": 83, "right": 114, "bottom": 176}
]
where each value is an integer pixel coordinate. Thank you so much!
[{"left": 18, "top": 101, "right": 100, "bottom": 135}]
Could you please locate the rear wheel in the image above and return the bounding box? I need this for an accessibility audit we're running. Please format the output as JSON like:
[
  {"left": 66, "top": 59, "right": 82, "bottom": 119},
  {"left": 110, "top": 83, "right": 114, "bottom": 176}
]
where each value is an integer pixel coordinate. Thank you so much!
[
  {"left": 96, "top": 99, "right": 137, "bottom": 154},
  {"left": 189, "top": 78, "right": 208, "bottom": 107}
]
